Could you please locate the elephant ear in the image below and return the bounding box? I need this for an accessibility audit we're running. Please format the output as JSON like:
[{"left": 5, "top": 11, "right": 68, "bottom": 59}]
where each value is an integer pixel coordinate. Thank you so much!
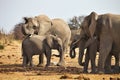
[
  {"left": 35, "top": 15, "right": 53, "bottom": 35},
  {"left": 46, "top": 35, "right": 53, "bottom": 48},
  {"left": 89, "top": 12, "right": 98, "bottom": 38},
  {"left": 23, "top": 17, "right": 29, "bottom": 24}
]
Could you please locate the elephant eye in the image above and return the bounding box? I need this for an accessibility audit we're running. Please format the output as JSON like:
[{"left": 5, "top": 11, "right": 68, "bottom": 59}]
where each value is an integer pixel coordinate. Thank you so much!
[{"left": 33, "top": 26, "right": 36, "bottom": 29}]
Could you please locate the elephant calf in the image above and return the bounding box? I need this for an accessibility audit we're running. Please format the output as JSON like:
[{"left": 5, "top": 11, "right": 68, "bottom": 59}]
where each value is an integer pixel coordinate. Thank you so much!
[{"left": 22, "top": 34, "right": 63, "bottom": 67}]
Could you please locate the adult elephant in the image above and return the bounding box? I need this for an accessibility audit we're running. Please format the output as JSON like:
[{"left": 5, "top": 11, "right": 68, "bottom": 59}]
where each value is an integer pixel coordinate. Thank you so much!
[
  {"left": 22, "top": 15, "right": 71, "bottom": 66},
  {"left": 79, "top": 12, "right": 120, "bottom": 73},
  {"left": 71, "top": 33, "right": 119, "bottom": 73},
  {"left": 70, "top": 34, "right": 98, "bottom": 73}
]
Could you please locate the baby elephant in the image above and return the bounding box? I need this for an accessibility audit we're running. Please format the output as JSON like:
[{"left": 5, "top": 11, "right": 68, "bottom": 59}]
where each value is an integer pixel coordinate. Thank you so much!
[{"left": 22, "top": 34, "right": 63, "bottom": 67}]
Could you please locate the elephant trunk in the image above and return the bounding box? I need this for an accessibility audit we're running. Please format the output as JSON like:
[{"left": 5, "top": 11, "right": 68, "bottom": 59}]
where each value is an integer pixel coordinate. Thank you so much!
[
  {"left": 69, "top": 40, "right": 79, "bottom": 58},
  {"left": 78, "top": 40, "right": 86, "bottom": 66},
  {"left": 22, "top": 25, "right": 30, "bottom": 35}
]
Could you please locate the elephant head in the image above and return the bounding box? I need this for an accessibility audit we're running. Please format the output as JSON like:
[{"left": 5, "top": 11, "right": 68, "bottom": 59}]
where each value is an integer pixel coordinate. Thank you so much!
[
  {"left": 46, "top": 35, "right": 63, "bottom": 52},
  {"left": 22, "top": 15, "right": 52, "bottom": 36},
  {"left": 78, "top": 12, "right": 98, "bottom": 65},
  {"left": 22, "top": 17, "right": 35, "bottom": 35},
  {"left": 81, "top": 12, "right": 98, "bottom": 38}
]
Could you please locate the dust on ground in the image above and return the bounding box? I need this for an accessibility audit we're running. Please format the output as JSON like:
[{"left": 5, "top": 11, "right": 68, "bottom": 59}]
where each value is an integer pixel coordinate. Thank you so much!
[{"left": 0, "top": 41, "right": 119, "bottom": 80}]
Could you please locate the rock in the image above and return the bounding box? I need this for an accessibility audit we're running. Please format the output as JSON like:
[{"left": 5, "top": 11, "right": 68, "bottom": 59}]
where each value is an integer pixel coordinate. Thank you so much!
[{"left": 60, "top": 74, "right": 73, "bottom": 79}]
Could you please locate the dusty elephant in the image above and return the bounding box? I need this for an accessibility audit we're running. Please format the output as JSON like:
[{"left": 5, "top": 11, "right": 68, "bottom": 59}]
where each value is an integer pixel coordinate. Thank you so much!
[
  {"left": 72, "top": 33, "right": 119, "bottom": 73},
  {"left": 22, "top": 15, "right": 71, "bottom": 66},
  {"left": 80, "top": 12, "right": 120, "bottom": 73},
  {"left": 70, "top": 34, "right": 98, "bottom": 73},
  {"left": 70, "top": 34, "right": 80, "bottom": 58},
  {"left": 85, "top": 37, "right": 120, "bottom": 73},
  {"left": 22, "top": 34, "right": 63, "bottom": 67}
]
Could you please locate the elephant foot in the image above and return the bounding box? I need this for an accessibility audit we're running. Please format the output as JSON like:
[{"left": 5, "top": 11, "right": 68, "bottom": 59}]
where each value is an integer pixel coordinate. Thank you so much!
[
  {"left": 45, "top": 64, "right": 50, "bottom": 67},
  {"left": 37, "top": 63, "right": 44, "bottom": 67},
  {"left": 57, "top": 61, "right": 65, "bottom": 67},
  {"left": 105, "top": 70, "right": 112, "bottom": 74},
  {"left": 79, "top": 62, "right": 85, "bottom": 66},
  {"left": 97, "top": 71, "right": 104, "bottom": 74},
  {"left": 29, "top": 64, "right": 34, "bottom": 68},
  {"left": 22, "top": 65, "right": 27, "bottom": 68},
  {"left": 90, "top": 71, "right": 96, "bottom": 74},
  {"left": 83, "top": 70, "right": 88, "bottom": 73},
  {"left": 112, "top": 67, "right": 120, "bottom": 74}
]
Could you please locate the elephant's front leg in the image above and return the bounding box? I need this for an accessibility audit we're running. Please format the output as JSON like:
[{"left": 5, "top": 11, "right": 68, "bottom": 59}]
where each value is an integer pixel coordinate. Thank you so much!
[
  {"left": 89, "top": 42, "right": 97, "bottom": 73},
  {"left": 104, "top": 54, "right": 112, "bottom": 73},
  {"left": 44, "top": 50, "right": 51, "bottom": 67},
  {"left": 98, "top": 36, "right": 112, "bottom": 73},
  {"left": 57, "top": 47, "right": 65, "bottom": 66},
  {"left": 37, "top": 53, "right": 44, "bottom": 67},
  {"left": 83, "top": 49, "right": 90, "bottom": 73},
  {"left": 113, "top": 53, "right": 120, "bottom": 73}
]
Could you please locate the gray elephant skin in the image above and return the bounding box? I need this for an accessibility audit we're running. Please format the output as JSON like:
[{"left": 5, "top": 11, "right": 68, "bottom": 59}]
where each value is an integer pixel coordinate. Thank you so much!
[
  {"left": 71, "top": 32, "right": 119, "bottom": 73},
  {"left": 79, "top": 12, "right": 120, "bottom": 73},
  {"left": 22, "top": 15, "right": 71, "bottom": 66},
  {"left": 22, "top": 34, "right": 63, "bottom": 67},
  {"left": 70, "top": 35, "right": 98, "bottom": 73}
]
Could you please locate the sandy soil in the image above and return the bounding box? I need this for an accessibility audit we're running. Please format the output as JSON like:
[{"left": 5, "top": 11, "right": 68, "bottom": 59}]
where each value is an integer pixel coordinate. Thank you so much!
[{"left": 0, "top": 41, "right": 119, "bottom": 80}]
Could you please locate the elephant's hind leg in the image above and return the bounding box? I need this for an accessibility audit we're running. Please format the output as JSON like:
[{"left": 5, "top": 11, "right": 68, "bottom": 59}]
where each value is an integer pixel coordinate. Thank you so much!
[{"left": 37, "top": 53, "right": 44, "bottom": 67}]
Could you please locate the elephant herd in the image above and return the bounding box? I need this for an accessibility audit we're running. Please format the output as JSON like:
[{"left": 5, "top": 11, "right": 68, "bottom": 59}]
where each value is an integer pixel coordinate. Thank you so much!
[{"left": 21, "top": 12, "right": 120, "bottom": 74}]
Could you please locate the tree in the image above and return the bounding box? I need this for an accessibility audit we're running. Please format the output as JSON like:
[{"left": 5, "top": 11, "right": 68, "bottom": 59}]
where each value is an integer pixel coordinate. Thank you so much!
[
  {"left": 13, "top": 23, "right": 24, "bottom": 40},
  {"left": 68, "top": 16, "right": 84, "bottom": 29}
]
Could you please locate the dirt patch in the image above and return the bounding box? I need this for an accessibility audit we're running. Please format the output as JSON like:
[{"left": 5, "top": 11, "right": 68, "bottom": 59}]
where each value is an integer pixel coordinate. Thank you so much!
[{"left": 0, "top": 41, "right": 120, "bottom": 80}]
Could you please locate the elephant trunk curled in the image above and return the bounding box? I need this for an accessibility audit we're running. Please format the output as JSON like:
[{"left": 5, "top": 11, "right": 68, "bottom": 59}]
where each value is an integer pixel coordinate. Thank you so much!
[
  {"left": 78, "top": 40, "right": 86, "bottom": 66},
  {"left": 69, "top": 39, "right": 80, "bottom": 58}
]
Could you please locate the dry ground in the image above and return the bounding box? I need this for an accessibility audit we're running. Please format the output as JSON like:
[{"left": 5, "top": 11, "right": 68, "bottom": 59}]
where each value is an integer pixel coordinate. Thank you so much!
[{"left": 0, "top": 41, "right": 119, "bottom": 80}]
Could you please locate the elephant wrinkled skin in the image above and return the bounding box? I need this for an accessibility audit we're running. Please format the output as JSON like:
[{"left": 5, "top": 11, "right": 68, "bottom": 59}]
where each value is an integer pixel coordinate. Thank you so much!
[
  {"left": 80, "top": 12, "right": 120, "bottom": 73},
  {"left": 22, "top": 34, "right": 63, "bottom": 67}
]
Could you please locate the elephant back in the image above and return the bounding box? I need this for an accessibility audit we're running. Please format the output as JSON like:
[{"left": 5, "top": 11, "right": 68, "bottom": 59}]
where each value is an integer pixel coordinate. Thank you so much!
[
  {"left": 51, "top": 18, "right": 71, "bottom": 41},
  {"left": 36, "top": 15, "right": 51, "bottom": 22}
]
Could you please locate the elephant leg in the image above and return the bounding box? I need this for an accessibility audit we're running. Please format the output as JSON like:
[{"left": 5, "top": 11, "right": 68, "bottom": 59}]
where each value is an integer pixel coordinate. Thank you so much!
[
  {"left": 78, "top": 42, "right": 86, "bottom": 65},
  {"left": 22, "top": 56, "right": 29, "bottom": 67},
  {"left": 28, "top": 55, "right": 34, "bottom": 67},
  {"left": 113, "top": 53, "right": 119, "bottom": 73},
  {"left": 98, "top": 36, "right": 112, "bottom": 73},
  {"left": 37, "top": 53, "right": 44, "bottom": 67},
  {"left": 104, "top": 54, "right": 112, "bottom": 74},
  {"left": 89, "top": 42, "right": 97, "bottom": 73},
  {"left": 57, "top": 45, "right": 66, "bottom": 66},
  {"left": 45, "top": 51, "right": 51, "bottom": 67},
  {"left": 57, "top": 51, "right": 65, "bottom": 66},
  {"left": 83, "top": 48, "right": 90, "bottom": 73}
]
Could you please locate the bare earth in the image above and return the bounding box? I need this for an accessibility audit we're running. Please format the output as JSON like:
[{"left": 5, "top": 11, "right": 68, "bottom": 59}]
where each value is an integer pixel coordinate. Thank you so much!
[{"left": 0, "top": 41, "right": 119, "bottom": 80}]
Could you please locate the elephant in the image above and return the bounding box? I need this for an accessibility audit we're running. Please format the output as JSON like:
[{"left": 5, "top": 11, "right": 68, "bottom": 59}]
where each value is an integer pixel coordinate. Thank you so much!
[
  {"left": 79, "top": 12, "right": 120, "bottom": 73},
  {"left": 70, "top": 34, "right": 98, "bottom": 73},
  {"left": 85, "top": 37, "right": 120, "bottom": 73},
  {"left": 70, "top": 34, "right": 80, "bottom": 58},
  {"left": 22, "top": 15, "right": 71, "bottom": 66},
  {"left": 72, "top": 34, "right": 119, "bottom": 73},
  {"left": 22, "top": 34, "right": 63, "bottom": 67}
]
